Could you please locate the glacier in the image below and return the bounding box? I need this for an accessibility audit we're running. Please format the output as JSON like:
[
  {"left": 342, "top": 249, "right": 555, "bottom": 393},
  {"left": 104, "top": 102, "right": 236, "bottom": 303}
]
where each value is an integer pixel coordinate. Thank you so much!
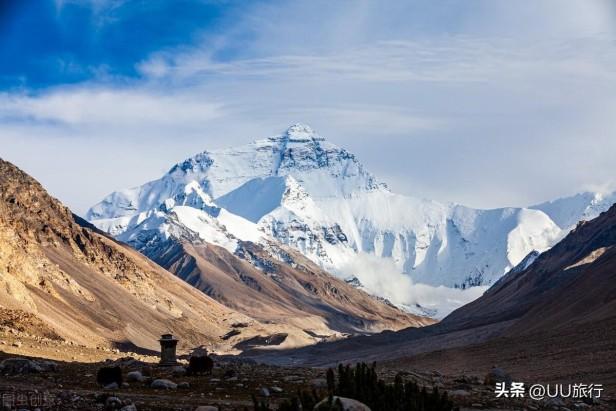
[{"left": 86, "top": 123, "right": 616, "bottom": 317}]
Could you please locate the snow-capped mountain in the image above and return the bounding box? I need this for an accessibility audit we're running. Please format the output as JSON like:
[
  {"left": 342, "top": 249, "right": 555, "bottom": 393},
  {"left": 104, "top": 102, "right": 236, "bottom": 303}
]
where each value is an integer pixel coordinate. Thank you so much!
[{"left": 86, "top": 124, "right": 616, "bottom": 316}]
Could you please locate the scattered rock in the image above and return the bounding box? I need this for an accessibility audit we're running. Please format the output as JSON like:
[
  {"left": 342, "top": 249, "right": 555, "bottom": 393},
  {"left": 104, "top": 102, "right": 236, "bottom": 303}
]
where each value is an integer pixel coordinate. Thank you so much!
[
  {"left": 151, "top": 379, "right": 177, "bottom": 390},
  {"left": 178, "top": 382, "right": 190, "bottom": 389},
  {"left": 259, "top": 387, "right": 270, "bottom": 397},
  {"left": 12, "top": 341, "right": 22, "bottom": 347},
  {"left": 311, "top": 378, "right": 328, "bottom": 388},
  {"left": 582, "top": 397, "right": 599, "bottom": 406},
  {"left": 222, "top": 329, "right": 241, "bottom": 340},
  {"left": 543, "top": 397, "right": 565, "bottom": 408},
  {"left": 0, "top": 358, "right": 56, "bottom": 374},
  {"left": 483, "top": 367, "right": 512, "bottom": 386},
  {"left": 104, "top": 382, "right": 119, "bottom": 390},
  {"left": 283, "top": 375, "right": 303, "bottom": 382},
  {"left": 120, "top": 405, "right": 137, "bottom": 411},
  {"left": 314, "top": 396, "right": 371, "bottom": 411},
  {"left": 270, "top": 386, "right": 283, "bottom": 393},
  {"left": 105, "top": 396, "right": 122, "bottom": 408},
  {"left": 194, "top": 406, "right": 219, "bottom": 411},
  {"left": 126, "top": 371, "right": 146, "bottom": 383},
  {"left": 449, "top": 389, "right": 470, "bottom": 397},
  {"left": 172, "top": 365, "right": 187, "bottom": 376}
]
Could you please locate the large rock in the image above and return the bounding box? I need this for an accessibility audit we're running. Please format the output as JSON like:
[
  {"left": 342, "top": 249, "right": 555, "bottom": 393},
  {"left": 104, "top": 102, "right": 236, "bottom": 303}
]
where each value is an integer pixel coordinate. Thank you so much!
[
  {"left": 172, "top": 365, "right": 187, "bottom": 376},
  {"left": 104, "top": 382, "right": 119, "bottom": 390},
  {"left": 151, "top": 379, "right": 177, "bottom": 390},
  {"left": 314, "top": 396, "right": 371, "bottom": 411},
  {"left": 0, "top": 358, "right": 57, "bottom": 374},
  {"left": 126, "top": 371, "right": 146, "bottom": 383}
]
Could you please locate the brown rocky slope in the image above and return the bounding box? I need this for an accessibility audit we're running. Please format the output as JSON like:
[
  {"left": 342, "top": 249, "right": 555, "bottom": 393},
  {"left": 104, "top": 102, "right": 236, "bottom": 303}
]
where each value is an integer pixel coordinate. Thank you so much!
[
  {"left": 0, "top": 158, "right": 285, "bottom": 354},
  {"left": 0, "top": 158, "right": 428, "bottom": 357},
  {"left": 147, "top": 234, "right": 432, "bottom": 344}
]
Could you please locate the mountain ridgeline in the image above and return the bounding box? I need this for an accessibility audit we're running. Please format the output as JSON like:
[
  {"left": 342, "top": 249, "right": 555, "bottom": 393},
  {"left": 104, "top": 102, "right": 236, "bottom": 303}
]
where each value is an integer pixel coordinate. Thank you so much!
[
  {"left": 87, "top": 124, "right": 616, "bottom": 316},
  {"left": 0, "top": 158, "right": 425, "bottom": 354},
  {"left": 246, "top": 203, "right": 616, "bottom": 390}
]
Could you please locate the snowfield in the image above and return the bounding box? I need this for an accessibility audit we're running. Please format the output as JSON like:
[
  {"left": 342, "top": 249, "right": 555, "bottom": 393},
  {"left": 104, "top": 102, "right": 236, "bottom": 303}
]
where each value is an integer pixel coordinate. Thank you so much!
[{"left": 87, "top": 124, "right": 616, "bottom": 317}]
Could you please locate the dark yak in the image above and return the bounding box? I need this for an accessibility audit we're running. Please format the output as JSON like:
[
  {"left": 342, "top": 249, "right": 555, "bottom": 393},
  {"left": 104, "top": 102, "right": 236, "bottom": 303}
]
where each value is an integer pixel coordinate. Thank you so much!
[
  {"left": 96, "top": 366, "right": 123, "bottom": 387},
  {"left": 186, "top": 355, "right": 214, "bottom": 376}
]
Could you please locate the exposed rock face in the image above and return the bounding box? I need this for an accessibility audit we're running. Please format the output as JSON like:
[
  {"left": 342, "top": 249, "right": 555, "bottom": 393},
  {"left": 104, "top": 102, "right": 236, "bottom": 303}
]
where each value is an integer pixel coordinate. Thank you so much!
[
  {"left": 136, "top": 233, "right": 432, "bottom": 340},
  {"left": 0, "top": 158, "right": 274, "bottom": 352}
]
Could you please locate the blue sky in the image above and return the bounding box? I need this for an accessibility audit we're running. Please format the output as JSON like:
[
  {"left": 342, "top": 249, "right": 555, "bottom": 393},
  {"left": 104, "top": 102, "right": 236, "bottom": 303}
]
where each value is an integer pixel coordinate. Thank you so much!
[
  {"left": 1, "top": 0, "right": 616, "bottom": 214},
  {"left": 0, "top": 0, "right": 232, "bottom": 88}
]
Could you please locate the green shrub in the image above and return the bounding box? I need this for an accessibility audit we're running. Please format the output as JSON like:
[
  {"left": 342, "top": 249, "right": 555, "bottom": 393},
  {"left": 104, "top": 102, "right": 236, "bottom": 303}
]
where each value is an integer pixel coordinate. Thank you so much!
[{"left": 276, "top": 362, "right": 458, "bottom": 411}]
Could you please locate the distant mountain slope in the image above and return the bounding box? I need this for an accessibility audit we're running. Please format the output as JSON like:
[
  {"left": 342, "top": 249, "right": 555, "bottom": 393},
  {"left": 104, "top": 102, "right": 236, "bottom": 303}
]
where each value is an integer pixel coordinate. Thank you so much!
[
  {"left": 87, "top": 124, "right": 616, "bottom": 316},
  {"left": 444, "top": 202, "right": 616, "bottom": 335},
  {"left": 0, "top": 158, "right": 290, "bottom": 353},
  {"left": 112, "top": 201, "right": 430, "bottom": 338},
  {"left": 530, "top": 191, "right": 616, "bottom": 229},
  {"left": 253, "top": 204, "right": 616, "bottom": 390}
]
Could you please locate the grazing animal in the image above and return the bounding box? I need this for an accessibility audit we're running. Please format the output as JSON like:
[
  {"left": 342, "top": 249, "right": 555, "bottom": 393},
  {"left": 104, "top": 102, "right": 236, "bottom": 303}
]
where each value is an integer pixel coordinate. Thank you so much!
[
  {"left": 186, "top": 355, "right": 214, "bottom": 376},
  {"left": 96, "top": 366, "right": 123, "bottom": 387}
]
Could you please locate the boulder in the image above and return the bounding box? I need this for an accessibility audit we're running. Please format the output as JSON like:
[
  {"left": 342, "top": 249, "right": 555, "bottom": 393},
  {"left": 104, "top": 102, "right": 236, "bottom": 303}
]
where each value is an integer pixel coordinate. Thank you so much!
[
  {"left": 172, "top": 365, "right": 187, "bottom": 376},
  {"left": 104, "top": 382, "right": 119, "bottom": 390},
  {"left": 259, "top": 387, "right": 270, "bottom": 397},
  {"left": 105, "top": 396, "right": 122, "bottom": 409},
  {"left": 151, "top": 379, "right": 177, "bottom": 390},
  {"left": 483, "top": 367, "right": 512, "bottom": 386},
  {"left": 0, "top": 358, "right": 56, "bottom": 374},
  {"left": 314, "top": 396, "right": 371, "bottom": 411},
  {"left": 126, "top": 371, "right": 146, "bottom": 383}
]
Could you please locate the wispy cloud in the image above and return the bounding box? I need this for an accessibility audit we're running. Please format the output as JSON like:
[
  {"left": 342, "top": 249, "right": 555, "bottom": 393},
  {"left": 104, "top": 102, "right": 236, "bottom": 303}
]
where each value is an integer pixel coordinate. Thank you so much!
[
  {"left": 1, "top": 88, "right": 223, "bottom": 130},
  {"left": 1, "top": 0, "right": 616, "bottom": 214}
]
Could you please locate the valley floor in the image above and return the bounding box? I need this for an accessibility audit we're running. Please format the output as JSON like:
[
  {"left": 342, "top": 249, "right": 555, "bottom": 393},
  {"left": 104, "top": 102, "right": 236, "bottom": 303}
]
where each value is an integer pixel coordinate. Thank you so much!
[{"left": 2, "top": 328, "right": 615, "bottom": 410}]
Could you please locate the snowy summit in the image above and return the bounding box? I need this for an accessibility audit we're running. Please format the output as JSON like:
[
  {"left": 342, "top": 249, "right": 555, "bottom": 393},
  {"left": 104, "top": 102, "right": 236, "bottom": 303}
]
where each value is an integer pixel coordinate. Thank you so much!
[{"left": 86, "top": 124, "right": 616, "bottom": 317}]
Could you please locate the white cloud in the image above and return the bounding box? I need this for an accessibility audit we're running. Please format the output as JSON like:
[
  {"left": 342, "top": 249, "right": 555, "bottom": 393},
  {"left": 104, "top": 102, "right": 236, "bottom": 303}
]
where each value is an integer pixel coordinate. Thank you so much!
[
  {"left": 0, "top": 88, "right": 223, "bottom": 130},
  {"left": 340, "top": 253, "right": 487, "bottom": 319}
]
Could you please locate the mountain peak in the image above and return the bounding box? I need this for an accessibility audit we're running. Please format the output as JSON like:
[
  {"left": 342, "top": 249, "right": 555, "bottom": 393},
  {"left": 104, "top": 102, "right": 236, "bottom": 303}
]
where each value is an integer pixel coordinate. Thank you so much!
[{"left": 285, "top": 123, "right": 317, "bottom": 139}]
